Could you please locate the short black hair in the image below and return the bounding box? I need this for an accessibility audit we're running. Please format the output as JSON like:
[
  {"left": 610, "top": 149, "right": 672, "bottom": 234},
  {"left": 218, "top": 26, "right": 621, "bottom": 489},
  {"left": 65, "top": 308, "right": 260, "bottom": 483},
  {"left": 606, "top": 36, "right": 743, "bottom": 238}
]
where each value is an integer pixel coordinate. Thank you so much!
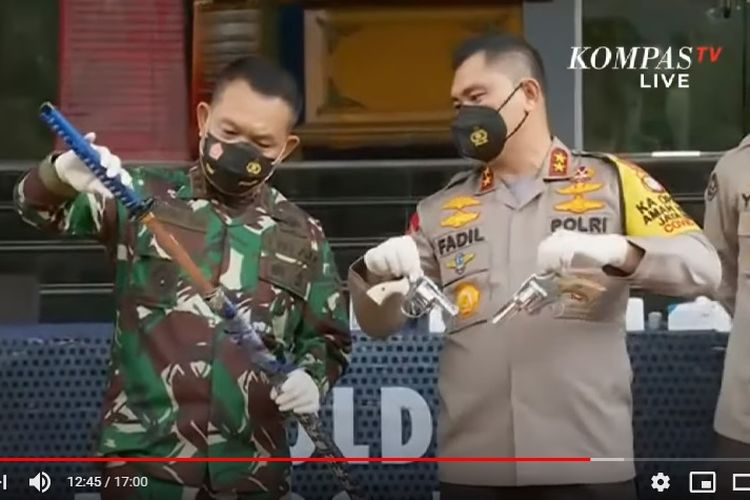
[
  {"left": 211, "top": 56, "right": 303, "bottom": 124},
  {"left": 452, "top": 34, "right": 547, "bottom": 92}
]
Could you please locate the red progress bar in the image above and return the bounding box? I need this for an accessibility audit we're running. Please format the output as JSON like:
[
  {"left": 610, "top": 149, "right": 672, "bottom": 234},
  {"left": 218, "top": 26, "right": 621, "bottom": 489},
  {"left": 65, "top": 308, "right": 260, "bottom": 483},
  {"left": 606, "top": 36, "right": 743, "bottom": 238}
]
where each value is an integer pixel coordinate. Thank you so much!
[{"left": 0, "top": 457, "right": 591, "bottom": 463}]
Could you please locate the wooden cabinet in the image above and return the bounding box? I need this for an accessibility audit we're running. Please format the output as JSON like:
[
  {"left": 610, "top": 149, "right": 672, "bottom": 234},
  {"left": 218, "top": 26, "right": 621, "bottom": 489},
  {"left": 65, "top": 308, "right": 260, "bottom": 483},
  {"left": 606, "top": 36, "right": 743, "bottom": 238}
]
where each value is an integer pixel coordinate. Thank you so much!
[
  {"left": 191, "top": 1, "right": 271, "bottom": 106},
  {"left": 300, "top": 4, "right": 522, "bottom": 147},
  {"left": 192, "top": 1, "right": 523, "bottom": 150}
]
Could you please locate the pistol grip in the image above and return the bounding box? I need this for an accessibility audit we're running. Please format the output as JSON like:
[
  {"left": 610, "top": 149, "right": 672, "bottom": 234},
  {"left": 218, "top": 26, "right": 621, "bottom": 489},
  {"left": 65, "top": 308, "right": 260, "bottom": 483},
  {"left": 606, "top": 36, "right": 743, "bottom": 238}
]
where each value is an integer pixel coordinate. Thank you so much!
[{"left": 366, "top": 278, "right": 411, "bottom": 306}]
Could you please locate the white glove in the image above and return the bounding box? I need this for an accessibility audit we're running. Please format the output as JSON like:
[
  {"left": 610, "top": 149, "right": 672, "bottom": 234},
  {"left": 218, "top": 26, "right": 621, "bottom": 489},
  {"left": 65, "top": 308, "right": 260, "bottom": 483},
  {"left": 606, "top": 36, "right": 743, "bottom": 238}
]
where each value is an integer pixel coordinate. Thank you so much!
[
  {"left": 364, "top": 235, "right": 423, "bottom": 281},
  {"left": 537, "top": 229, "right": 629, "bottom": 274},
  {"left": 54, "top": 132, "right": 132, "bottom": 198},
  {"left": 271, "top": 369, "right": 320, "bottom": 415}
]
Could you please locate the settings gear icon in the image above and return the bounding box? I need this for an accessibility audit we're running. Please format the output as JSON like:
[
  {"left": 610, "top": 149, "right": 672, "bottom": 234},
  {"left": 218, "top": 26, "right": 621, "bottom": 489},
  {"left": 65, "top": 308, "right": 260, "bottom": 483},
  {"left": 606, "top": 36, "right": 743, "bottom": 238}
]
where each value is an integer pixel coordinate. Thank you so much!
[{"left": 651, "top": 472, "right": 671, "bottom": 492}]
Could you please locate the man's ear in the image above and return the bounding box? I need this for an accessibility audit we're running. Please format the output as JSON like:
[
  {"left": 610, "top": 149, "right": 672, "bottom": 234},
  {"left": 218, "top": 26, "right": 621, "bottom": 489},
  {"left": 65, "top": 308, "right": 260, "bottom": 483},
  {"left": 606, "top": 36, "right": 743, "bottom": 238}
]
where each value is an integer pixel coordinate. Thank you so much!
[
  {"left": 521, "top": 79, "right": 543, "bottom": 111},
  {"left": 278, "top": 135, "right": 300, "bottom": 162},
  {"left": 196, "top": 101, "right": 210, "bottom": 137}
]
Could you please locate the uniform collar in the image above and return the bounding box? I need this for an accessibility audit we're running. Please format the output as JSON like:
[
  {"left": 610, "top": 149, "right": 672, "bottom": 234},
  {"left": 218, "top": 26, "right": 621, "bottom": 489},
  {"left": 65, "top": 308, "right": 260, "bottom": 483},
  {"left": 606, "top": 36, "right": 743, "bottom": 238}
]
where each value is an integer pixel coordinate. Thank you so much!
[
  {"left": 174, "top": 164, "right": 275, "bottom": 226},
  {"left": 473, "top": 164, "right": 497, "bottom": 196},
  {"left": 472, "top": 136, "right": 573, "bottom": 196},
  {"left": 175, "top": 165, "right": 208, "bottom": 199},
  {"left": 176, "top": 164, "right": 267, "bottom": 203}
]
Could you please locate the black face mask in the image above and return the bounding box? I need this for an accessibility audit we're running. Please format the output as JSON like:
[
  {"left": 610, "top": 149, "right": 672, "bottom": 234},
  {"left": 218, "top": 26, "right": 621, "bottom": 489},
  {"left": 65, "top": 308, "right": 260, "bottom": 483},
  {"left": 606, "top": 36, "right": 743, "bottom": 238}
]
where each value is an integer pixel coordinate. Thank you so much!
[
  {"left": 199, "top": 133, "right": 278, "bottom": 197},
  {"left": 451, "top": 84, "right": 529, "bottom": 163}
]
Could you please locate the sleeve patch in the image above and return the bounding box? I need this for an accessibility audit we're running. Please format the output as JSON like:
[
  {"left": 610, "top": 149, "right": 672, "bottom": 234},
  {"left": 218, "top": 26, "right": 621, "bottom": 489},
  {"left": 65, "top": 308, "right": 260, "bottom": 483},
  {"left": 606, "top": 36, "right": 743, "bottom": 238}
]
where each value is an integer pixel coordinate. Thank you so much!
[{"left": 610, "top": 155, "right": 699, "bottom": 237}]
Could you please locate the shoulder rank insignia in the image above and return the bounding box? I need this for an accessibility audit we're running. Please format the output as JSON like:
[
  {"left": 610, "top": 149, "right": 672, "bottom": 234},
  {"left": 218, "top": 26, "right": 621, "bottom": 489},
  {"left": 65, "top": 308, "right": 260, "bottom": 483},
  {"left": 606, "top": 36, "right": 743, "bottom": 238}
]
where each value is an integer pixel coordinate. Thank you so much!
[
  {"left": 479, "top": 166, "right": 494, "bottom": 193},
  {"left": 548, "top": 147, "right": 570, "bottom": 178}
]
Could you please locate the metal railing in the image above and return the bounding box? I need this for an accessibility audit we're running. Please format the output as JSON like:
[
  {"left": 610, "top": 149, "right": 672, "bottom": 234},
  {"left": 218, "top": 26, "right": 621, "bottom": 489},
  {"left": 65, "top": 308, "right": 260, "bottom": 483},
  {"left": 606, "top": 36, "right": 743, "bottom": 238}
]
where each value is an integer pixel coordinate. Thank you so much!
[
  {"left": 0, "top": 155, "right": 717, "bottom": 304},
  {"left": 0, "top": 150, "right": 726, "bottom": 174}
]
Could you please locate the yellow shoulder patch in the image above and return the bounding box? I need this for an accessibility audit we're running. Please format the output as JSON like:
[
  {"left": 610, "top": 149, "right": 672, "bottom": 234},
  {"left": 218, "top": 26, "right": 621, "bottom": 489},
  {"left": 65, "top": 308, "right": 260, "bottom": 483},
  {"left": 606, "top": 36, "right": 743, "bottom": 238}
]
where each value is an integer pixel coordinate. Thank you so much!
[{"left": 608, "top": 154, "right": 699, "bottom": 237}]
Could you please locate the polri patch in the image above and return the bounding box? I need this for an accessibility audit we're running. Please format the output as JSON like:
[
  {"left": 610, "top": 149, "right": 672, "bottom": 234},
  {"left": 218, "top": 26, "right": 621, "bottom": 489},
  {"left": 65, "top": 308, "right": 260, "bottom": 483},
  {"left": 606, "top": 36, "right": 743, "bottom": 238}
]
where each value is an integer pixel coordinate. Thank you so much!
[{"left": 550, "top": 216, "right": 610, "bottom": 234}]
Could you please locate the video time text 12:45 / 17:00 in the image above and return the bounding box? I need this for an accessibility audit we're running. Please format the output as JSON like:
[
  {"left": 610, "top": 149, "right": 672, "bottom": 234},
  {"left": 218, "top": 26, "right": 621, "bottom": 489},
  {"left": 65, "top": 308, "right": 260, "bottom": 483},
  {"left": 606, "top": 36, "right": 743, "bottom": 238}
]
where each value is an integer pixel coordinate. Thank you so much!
[{"left": 67, "top": 475, "right": 149, "bottom": 489}]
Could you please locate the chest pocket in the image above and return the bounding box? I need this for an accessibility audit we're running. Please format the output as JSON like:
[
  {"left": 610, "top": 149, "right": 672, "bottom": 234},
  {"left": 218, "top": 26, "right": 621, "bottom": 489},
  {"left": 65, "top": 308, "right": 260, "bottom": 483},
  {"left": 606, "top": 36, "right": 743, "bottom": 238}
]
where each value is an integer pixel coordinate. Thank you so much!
[
  {"left": 259, "top": 226, "right": 317, "bottom": 303},
  {"left": 129, "top": 201, "right": 209, "bottom": 309},
  {"left": 432, "top": 226, "right": 492, "bottom": 334},
  {"left": 739, "top": 212, "right": 750, "bottom": 274}
]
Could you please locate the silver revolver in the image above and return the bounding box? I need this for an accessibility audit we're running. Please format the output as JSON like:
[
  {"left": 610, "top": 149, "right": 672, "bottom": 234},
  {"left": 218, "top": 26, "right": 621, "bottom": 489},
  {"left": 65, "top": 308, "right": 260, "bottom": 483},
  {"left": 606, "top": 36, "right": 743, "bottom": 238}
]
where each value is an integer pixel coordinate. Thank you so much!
[
  {"left": 492, "top": 272, "right": 606, "bottom": 324},
  {"left": 401, "top": 275, "right": 459, "bottom": 319}
]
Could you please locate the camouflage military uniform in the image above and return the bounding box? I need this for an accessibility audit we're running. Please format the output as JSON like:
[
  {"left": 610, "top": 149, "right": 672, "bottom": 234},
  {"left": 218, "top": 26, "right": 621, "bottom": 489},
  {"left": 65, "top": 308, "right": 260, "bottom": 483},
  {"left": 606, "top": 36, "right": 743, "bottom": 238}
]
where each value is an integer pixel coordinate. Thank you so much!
[{"left": 14, "top": 159, "right": 352, "bottom": 499}]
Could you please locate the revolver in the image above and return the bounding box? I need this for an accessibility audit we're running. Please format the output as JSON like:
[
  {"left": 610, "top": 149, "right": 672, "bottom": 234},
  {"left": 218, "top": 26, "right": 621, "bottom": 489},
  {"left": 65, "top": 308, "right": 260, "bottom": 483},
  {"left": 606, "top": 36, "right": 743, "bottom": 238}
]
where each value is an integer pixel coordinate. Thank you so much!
[
  {"left": 492, "top": 272, "right": 606, "bottom": 324},
  {"left": 401, "top": 275, "right": 459, "bottom": 319}
]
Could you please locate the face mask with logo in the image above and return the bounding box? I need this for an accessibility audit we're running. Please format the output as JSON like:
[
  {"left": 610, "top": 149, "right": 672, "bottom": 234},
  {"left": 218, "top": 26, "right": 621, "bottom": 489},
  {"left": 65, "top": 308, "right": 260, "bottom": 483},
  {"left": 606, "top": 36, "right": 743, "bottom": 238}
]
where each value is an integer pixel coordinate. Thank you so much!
[
  {"left": 199, "top": 133, "right": 280, "bottom": 197},
  {"left": 451, "top": 83, "right": 529, "bottom": 163}
]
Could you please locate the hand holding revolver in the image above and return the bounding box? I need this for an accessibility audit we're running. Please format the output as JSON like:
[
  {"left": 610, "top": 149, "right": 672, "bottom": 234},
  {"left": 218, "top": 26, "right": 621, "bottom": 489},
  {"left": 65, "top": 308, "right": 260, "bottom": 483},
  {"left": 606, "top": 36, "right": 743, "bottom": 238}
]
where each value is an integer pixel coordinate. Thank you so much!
[
  {"left": 364, "top": 236, "right": 458, "bottom": 319},
  {"left": 492, "top": 230, "right": 623, "bottom": 324}
]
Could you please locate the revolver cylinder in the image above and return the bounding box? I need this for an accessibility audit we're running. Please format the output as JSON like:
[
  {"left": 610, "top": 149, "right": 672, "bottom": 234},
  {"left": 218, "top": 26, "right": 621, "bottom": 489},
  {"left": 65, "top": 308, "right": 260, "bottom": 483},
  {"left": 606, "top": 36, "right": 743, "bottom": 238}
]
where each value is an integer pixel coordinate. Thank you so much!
[{"left": 401, "top": 276, "right": 459, "bottom": 319}]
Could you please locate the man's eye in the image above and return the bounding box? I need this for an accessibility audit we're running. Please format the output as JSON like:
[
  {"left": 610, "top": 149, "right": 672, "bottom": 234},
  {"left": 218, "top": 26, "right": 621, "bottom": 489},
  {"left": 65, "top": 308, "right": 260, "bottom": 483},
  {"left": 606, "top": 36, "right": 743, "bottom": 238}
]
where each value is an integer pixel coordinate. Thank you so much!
[
  {"left": 469, "top": 94, "right": 484, "bottom": 103},
  {"left": 221, "top": 129, "right": 237, "bottom": 138}
]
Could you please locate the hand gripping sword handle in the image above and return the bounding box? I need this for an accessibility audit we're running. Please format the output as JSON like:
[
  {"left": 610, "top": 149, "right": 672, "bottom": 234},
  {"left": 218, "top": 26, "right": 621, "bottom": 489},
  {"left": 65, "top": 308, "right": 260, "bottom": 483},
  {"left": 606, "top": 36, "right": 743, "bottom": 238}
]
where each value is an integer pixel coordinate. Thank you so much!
[
  {"left": 268, "top": 371, "right": 366, "bottom": 500},
  {"left": 38, "top": 102, "right": 150, "bottom": 218},
  {"left": 213, "top": 292, "right": 366, "bottom": 499}
]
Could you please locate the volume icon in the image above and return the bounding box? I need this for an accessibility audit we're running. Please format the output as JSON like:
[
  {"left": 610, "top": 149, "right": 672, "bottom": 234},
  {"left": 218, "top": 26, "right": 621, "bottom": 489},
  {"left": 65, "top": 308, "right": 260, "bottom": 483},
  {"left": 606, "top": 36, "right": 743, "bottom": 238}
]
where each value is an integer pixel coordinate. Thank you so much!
[{"left": 29, "top": 471, "right": 51, "bottom": 493}]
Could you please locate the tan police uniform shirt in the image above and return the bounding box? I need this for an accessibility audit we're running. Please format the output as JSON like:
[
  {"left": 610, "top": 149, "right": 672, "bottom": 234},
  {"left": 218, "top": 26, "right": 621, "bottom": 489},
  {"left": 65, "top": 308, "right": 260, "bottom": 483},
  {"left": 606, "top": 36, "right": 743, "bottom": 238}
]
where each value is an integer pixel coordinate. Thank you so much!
[
  {"left": 707, "top": 135, "right": 750, "bottom": 443},
  {"left": 349, "top": 138, "right": 720, "bottom": 486}
]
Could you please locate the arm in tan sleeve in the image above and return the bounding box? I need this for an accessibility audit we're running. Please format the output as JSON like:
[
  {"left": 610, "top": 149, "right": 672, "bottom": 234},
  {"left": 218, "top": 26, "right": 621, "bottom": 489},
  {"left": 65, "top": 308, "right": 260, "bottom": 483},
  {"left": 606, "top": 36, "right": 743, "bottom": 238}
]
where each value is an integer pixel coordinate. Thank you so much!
[
  {"left": 608, "top": 155, "right": 721, "bottom": 297},
  {"left": 348, "top": 209, "right": 439, "bottom": 339},
  {"left": 702, "top": 155, "right": 740, "bottom": 315},
  {"left": 623, "top": 231, "right": 721, "bottom": 297}
]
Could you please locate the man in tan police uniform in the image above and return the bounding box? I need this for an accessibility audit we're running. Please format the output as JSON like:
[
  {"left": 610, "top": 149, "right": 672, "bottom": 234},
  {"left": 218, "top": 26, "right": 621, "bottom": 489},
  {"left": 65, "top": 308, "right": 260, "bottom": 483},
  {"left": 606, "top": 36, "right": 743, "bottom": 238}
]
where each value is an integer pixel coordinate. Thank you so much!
[
  {"left": 349, "top": 34, "right": 721, "bottom": 500},
  {"left": 705, "top": 136, "right": 750, "bottom": 498}
]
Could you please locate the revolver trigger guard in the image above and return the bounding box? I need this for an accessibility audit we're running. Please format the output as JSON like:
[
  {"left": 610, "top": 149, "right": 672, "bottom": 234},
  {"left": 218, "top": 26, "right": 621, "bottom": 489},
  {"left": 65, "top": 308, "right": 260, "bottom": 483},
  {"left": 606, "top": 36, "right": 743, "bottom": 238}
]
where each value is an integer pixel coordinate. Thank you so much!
[{"left": 401, "top": 276, "right": 456, "bottom": 319}]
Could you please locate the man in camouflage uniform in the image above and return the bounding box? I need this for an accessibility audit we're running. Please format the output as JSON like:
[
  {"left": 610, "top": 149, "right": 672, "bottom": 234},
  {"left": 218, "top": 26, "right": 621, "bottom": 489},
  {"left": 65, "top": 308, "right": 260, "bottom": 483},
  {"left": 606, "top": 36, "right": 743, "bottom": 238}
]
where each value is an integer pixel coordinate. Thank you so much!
[{"left": 14, "top": 56, "right": 351, "bottom": 499}]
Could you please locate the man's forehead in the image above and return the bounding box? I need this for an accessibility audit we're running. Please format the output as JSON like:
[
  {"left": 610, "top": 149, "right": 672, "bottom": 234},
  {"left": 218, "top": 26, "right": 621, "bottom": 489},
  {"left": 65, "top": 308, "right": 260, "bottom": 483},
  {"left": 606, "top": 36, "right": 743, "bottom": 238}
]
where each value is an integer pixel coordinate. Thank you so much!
[
  {"left": 451, "top": 52, "right": 516, "bottom": 97},
  {"left": 213, "top": 80, "right": 293, "bottom": 131}
]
